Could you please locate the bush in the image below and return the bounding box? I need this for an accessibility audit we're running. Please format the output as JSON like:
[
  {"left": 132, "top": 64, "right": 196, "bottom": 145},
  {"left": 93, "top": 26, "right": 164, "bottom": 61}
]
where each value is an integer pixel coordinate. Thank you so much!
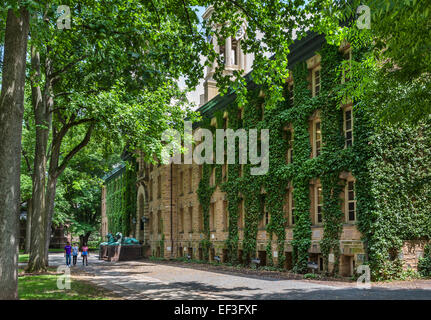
[
  {"left": 418, "top": 244, "right": 431, "bottom": 277},
  {"left": 303, "top": 273, "right": 318, "bottom": 279}
]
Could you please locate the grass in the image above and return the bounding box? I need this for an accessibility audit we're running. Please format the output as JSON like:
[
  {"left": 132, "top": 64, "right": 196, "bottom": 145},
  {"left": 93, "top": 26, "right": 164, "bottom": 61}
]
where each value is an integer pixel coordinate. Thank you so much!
[
  {"left": 19, "top": 254, "right": 29, "bottom": 263},
  {"left": 18, "top": 272, "right": 115, "bottom": 300}
]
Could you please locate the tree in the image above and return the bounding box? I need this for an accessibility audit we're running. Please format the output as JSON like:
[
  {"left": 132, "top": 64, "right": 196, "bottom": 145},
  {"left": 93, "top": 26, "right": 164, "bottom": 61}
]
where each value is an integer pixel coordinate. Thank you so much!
[
  {"left": 0, "top": 6, "right": 30, "bottom": 300},
  {"left": 328, "top": 0, "right": 431, "bottom": 124},
  {"left": 26, "top": 1, "right": 205, "bottom": 272},
  {"left": 55, "top": 133, "right": 123, "bottom": 248}
]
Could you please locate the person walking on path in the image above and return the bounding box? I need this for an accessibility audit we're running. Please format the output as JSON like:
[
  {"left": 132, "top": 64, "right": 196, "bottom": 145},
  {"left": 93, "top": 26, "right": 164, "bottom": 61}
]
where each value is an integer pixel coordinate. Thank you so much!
[
  {"left": 64, "top": 242, "right": 72, "bottom": 267},
  {"left": 81, "top": 243, "right": 89, "bottom": 266},
  {"left": 72, "top": 243, "right": 79, "bottom": 266}
]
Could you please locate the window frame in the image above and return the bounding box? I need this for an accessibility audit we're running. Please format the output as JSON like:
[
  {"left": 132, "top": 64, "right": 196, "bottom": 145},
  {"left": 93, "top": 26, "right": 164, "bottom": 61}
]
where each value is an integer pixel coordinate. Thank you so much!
[
  {"left": 343, "top": 105, "right": 354, "bottom": 148},
  {"left": 179, "top": 207, "right": 184, "bottom": 233},
  {"left": 157, "top": 175, "right": 162, "bottom": 199},
  {"left": 287, "top": 128, "right": 294, "bottom": 164},
  {"left": 210, "top": 202, "right": 215, "bottom": 232},
  {"left": 289, "top": 188, "right": 295, "bottom": 226},
  {"left": 342, "top": 47, "right": 352, "bottom": 84},
  {"left": 345, "top": 179, "right": 357, "bottom": 223},
  {"left": 315, "top": 184, "right": 323, "bottom": 225},
  {"left": 223, "top": 200, "right": 228, "bottom": 231},
  {"left": 188, "top": 167, "right": 193, "bottom": 193},
  {"left": 313, "top": 119, "right": 322, "bottom": 158},
  {"left": 188, "top": 206, "right": 193, "bottom": 233},
  {"left": 312, "top": 66, "right": 321, "bottom": 97},
  {"left": 288, "top": 79, "right": 294, "bottom": 106}
]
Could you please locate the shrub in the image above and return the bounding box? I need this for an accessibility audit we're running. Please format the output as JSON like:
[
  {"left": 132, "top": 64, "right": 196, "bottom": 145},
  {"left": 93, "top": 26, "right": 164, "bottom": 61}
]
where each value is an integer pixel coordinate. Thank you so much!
[{"left": 418, "top": 244, "right": 431, "bottom": 277}]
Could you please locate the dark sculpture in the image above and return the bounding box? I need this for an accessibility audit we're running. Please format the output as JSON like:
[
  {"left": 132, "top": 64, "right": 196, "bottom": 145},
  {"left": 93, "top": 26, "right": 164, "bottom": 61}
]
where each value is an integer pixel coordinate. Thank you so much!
[{"left": 100, "top": 232, "right": 139, "bottom": 246}]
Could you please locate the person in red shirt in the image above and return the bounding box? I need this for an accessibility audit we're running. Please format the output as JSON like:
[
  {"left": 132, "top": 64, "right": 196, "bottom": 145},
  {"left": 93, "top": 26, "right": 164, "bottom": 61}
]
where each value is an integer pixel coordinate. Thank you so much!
[{"left": 81, "top": 243, "right": 89, "bottom": 266}]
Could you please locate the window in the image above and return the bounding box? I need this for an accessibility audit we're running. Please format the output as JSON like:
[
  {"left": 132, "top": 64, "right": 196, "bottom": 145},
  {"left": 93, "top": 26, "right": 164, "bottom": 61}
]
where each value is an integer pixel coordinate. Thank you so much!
[
  {"left": 223, "top": 200, "right": 228, "bottom": 231},
  {"left": 289, "top": 189, "right": 295, "bottom": 226},
  {"left": 287, "top": 129, "right": 294, "bottom": 164},
  {"left": 342, "top": 48, "right": 352, "bottom": 83},
  {"left": 179, "top": 171, "right": 184, "bottom": 195},
  {"left": 188, "top": 207, "right": 193, "bottom": 233},
  {"left": 149, "top": 178, "right": 153, "bottom": 201},
  {"left": 210, "top": 167, "right": 215, "bottom": 186},
  {"left": 222, "top": 164, "right": 227, "bottom": 182},
  {"left": 259, "top": 194, "right": 269, "bottom": 229},
  {"left": 188, "top": 167, "right": 193, "bottom": 193},
  {"left": 179, "top": 208, "right": 184, "bottom": 233},
  {"left": 315, "top": 185, "right": 323, "bottom": 224},
  {"left": 219, "top": 45, "right": 225, "bottom": 63},
  {"left": 346, "top": 180, "right": 356, "bottom": 222},
  {"left": 157, "top": 210, "right": 162, "bottom": 234},
  {"left": 210, "top": 202, "right": 215, "bottom": 231},
  {"left": 157, "top": 175, "right": 161, "bottom": 198},
  {"left": 198, "top": 205, "right": 203, "bottom": 232},
  {"left": 344, "top": 107, "right": 353, "bottom": 147},
  {"left": 238, "top": 199, "right": 244, "bottom": 229},
  {"left": 312, "top": 67, "right": 321, "bottom": 97},
  {"left": 231, "top": 40, "right": 238, "bottom": 65},
  {"left": 222, "top": 116, "right": 228, "bottom": 130},
  {"left": 313, "top": 120, "right": 322, "bottom": 157},
  {"left": 149, "top": 212, "right": 153, "bottom": 233},
  {"left": 288, "top": 81, "right": 294, "bottom": 106}
]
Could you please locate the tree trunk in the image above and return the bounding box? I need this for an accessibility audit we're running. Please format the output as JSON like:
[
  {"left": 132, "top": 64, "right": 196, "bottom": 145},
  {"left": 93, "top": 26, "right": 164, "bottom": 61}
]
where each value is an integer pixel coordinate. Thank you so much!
[
  {"left": 43, "top": 121, "right": 95, "bottom": 264},
  {"left": 79, "top": 232, "right": 91, "bottom": 249},
  {"left": 27, "top": 47, "right": 53, "bottom": 273},
  {"left": 24, "top": 199, "right": 32, "bottom": 254},
  {"left": 44, "top": 174, "right": 58, "bottom": 264},
  {"left": 0, "top": 7, "right": 30, "bottom": 300}
]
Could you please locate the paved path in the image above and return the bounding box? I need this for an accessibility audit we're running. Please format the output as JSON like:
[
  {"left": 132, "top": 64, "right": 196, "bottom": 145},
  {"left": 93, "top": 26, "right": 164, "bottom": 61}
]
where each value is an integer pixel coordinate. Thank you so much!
[{"left": 48, "top": 253, "right": 431, "bottom": 300}]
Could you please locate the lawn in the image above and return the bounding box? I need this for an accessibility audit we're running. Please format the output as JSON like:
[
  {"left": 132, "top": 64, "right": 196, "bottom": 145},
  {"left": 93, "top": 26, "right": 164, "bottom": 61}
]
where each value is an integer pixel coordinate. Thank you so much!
[
  {"left": 19, "top": 249, "right": 71, "bottom": 263},
  {"left": 19, "top": 254, "right": 29, "bottom": 263},
  {"left": 18, "top": 272, "right": 116, "bottom": 300}
]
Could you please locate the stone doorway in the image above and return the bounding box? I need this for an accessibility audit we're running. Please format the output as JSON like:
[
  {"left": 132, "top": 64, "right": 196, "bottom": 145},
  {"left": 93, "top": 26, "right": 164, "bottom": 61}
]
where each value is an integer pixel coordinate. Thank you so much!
[{"left": 258, "top": 250, "right": 267, "bottom": 266}]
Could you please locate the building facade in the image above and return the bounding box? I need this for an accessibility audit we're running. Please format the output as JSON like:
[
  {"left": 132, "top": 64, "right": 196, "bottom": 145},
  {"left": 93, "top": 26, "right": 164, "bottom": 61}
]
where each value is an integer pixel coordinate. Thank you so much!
[{"left": 101, "top": 10, "right": 431, "bottom": 280}]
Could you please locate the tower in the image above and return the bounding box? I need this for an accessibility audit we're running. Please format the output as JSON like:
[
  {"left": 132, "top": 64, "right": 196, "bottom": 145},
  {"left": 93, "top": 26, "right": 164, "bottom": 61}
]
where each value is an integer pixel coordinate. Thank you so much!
[{"left": 201, "top": 6, "right": 249, "bottom": 105}]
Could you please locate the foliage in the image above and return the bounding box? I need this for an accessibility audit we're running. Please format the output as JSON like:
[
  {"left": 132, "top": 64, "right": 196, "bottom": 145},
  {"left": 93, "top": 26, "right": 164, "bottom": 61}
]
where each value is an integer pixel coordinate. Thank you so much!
[
  {"left": 329, "top": 0, "right": 431, "bottom": 124},
  {"left": 195, "top": 34, "right": 431, "bottom": 281},
  {"left": 105, "top": 162, "right": 137, "bottom": 236},
  {"left": 418, "top": 244, "right": 431, "bottom": 278}
]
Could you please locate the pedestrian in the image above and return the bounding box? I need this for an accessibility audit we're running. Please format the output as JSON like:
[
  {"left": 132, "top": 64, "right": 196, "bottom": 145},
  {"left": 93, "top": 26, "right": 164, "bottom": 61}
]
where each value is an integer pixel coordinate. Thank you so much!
[
  {"left": 64, "top": 242, "right": 72, "bottom": 267},
  {"left": 72, "top": 243, "right": 79, "bottom": 266},
  {"left": 81, "top": 242, "right": 89, "bottom": 266}
]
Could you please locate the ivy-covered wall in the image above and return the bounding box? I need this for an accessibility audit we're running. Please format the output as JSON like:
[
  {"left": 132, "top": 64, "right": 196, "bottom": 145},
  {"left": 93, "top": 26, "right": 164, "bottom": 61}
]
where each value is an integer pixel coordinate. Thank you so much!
[
  {"left": 105, "top": 163, "right": 137, "bottom": 236},
  {"left": 195, "top": 41, "right": 431, "bottom": 280}
]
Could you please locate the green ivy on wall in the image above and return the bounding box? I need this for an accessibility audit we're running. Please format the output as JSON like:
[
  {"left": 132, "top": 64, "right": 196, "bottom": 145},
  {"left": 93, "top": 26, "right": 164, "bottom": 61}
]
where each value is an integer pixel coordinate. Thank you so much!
[
  {"left": 195, "top": 41, "right": 431, "bottom": 280},
  {"left": 105, "top": 162, "right": 137, "bottom": 236}
]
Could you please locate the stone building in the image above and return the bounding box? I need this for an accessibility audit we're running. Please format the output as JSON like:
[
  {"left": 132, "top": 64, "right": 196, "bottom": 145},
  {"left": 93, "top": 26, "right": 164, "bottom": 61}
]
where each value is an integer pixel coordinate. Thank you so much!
[{"left": 101, "top": 8, "right": 430, "bottom": 278}]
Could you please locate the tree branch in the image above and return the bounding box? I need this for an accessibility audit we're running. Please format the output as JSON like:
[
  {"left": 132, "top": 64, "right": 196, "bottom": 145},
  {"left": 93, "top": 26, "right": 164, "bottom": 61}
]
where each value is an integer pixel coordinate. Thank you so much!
[
  {"left": 149, "top": 0, "right": 161, "bottom": 30},
  {"left": 22, "top": 149, "right": 32, "bottom": 175},
  {"left": 50, "top": 54, "right": 88, "bottom": 80},
  {"left": 181, "top": 0, "right": 194, "bottom": 36},
  {"left": 55, "top": 122, "right": 95, "bottom": 178}
]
